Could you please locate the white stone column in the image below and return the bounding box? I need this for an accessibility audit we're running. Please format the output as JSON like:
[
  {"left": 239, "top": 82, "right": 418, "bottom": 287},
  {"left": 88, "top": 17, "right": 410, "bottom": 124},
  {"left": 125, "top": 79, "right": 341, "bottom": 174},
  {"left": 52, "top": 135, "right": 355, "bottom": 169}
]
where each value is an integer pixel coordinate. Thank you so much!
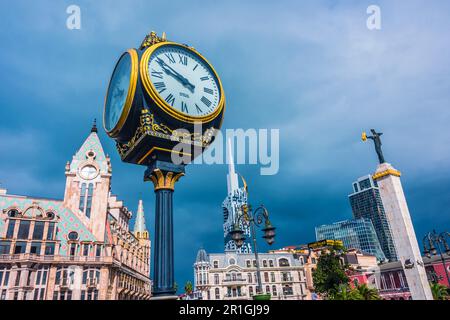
[{"left": 373, "top": 163, "right": 433, "bottom": 300}]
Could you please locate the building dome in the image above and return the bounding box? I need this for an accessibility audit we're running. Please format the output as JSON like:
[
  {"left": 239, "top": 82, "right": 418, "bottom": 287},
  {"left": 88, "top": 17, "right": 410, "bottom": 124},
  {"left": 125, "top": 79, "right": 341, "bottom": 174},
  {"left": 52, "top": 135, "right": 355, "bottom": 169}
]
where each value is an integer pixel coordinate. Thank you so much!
[{"left": 196, "top": 248, "right": 208, "bottom": 263}]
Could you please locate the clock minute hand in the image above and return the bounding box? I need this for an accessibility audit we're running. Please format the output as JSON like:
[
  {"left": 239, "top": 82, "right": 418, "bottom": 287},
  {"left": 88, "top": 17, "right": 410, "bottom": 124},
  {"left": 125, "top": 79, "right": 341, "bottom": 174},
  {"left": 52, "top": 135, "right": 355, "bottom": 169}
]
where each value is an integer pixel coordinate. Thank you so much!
[
  {"left": 156, "top": 58, "right": 196, "bottom": 92},
  {"left": 163, "top": 63, "right": 195, "bottom": 91}
]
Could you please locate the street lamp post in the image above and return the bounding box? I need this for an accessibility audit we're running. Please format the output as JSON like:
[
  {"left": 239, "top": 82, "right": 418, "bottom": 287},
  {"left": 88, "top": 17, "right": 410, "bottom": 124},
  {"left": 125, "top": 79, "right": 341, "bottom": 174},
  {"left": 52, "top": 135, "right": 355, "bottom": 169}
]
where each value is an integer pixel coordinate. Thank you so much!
[
  {"left": 228, "top": 204, "right": 276, "bottom": 297},
  {"left": 423, "top": 230, "right": 450, "bottom": 287}
]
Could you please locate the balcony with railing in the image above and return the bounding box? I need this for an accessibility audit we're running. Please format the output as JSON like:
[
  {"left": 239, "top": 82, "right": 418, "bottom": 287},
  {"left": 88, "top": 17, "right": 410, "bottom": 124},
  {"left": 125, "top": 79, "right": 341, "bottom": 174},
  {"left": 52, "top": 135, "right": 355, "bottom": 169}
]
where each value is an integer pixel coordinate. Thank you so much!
[
  {"left": 223, "top": 277, "right": 247, "bottom": 284},
  {"left": 281, "top": 276, "right": 294, "bottom": 283},
  {"left": 224, "top": 293, "right": 247, "bottom": 300}
]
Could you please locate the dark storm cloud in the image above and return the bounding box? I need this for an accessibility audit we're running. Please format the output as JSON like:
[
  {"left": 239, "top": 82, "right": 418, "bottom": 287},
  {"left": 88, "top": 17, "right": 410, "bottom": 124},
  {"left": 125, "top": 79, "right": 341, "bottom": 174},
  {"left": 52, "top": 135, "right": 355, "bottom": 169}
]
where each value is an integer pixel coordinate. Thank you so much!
[{"left": 1, "top": 0, "right": 449, "bottom": 291}]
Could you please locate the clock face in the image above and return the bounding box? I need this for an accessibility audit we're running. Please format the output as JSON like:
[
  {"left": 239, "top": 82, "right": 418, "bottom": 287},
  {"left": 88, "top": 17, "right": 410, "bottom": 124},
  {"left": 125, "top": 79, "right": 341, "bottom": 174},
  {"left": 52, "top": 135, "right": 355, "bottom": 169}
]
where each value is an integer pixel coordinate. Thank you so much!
[
  {"left": 147, "top": 44, "right": 221, "bottom": 117},
  {"left": 80, "top": 165, "right": 98, "bottom": 180},
  {"left": 104, "top": 51, "right": 136, "bottom": 133}
]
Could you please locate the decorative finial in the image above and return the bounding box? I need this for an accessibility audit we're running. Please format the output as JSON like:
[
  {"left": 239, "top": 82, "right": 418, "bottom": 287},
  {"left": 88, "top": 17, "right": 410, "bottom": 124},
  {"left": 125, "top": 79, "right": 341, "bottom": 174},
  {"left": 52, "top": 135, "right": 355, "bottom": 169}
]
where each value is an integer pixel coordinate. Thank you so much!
[
  {"left": 140, "top": 31, "right": 167, "bottom": 50},
  {"left": 91, "top": 119, "right": 98, "bottom": 133}
]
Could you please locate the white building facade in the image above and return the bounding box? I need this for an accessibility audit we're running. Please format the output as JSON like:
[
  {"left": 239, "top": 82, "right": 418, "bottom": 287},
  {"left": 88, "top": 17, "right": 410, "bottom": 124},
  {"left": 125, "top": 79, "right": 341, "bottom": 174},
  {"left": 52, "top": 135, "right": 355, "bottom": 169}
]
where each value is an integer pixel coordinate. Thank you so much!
[{"left": 193, "top": 249, "right": 310, "bottom": 300}]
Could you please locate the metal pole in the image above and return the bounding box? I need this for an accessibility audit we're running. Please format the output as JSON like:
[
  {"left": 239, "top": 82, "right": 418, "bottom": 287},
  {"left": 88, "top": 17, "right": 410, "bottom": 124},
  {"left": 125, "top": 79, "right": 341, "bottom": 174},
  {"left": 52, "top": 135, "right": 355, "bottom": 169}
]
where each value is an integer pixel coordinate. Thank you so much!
[
  {"left": 152, "top": 188, "right": 175, "bottom": 297},
  {"left": 251, "top": 220, "right": 263, "bottom": 294},
  {"left": 144, "top": 161, "right": 184, "bottom": 299}
]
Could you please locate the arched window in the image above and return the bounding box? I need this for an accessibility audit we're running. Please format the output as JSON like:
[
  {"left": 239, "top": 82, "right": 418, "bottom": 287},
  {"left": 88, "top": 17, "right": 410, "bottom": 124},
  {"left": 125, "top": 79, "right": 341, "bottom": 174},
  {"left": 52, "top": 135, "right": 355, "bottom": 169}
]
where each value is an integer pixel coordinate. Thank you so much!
[
  {"left": 86, "top": 184, "right": 94, "bottom": 218},
  {"left": 79, "top": 183, "right": 94, "bottom": 218},
  {"left": 279, "top": 258, "right": 290, "bottom": 267},
  {"left": 249, "top": 286, "right": 254, "bottom": 296},
  {"left": 272, "top": 285, "right": 277, "bottom": 296},
  {"left": 247, "top": 273, "right": 252, "bottom": 283},
  {"left": 79, "top": 183, "right": 86, "bottom": 212},
  {"left": 266, "top": 285, "right": 270, "bottom": 293},
  {"left": 82, "top": 267, "right": 100, "bottom": 285}
]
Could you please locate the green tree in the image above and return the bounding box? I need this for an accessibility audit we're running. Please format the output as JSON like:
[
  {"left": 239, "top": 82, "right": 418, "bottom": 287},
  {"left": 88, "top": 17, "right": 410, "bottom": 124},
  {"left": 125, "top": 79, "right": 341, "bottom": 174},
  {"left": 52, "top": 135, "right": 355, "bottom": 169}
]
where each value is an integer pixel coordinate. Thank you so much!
[
  {"left": 184, "top": 281, "right": 193, "bottom": 295},
  {"left": 331, "top": 284, "right": 363, "bottom": 300},
  {"left": 430, "top": 282, "right": 449, "bottom": 300},
  {"left": 355, "top": 284, "right": 381, "bottom": 300},
  {"left": 312, "top": 251, "right": 349, "bottom": 298}
]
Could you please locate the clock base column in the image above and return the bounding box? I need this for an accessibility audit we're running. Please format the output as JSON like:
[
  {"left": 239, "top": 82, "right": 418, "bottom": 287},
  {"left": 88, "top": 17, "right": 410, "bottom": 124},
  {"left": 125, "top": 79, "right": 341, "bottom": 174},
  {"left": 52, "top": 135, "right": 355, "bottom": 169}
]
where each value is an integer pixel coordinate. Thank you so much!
[{"left": 144, "top": 161, "right": 185, "bottom": 298}]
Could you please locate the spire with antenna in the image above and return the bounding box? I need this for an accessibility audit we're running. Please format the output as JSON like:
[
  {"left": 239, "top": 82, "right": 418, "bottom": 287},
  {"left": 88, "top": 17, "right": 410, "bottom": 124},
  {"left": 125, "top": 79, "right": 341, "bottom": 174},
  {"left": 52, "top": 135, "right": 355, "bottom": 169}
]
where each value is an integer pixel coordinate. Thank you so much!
[{"left": 91, "top": 118, "right": 98, "bottom": 133}]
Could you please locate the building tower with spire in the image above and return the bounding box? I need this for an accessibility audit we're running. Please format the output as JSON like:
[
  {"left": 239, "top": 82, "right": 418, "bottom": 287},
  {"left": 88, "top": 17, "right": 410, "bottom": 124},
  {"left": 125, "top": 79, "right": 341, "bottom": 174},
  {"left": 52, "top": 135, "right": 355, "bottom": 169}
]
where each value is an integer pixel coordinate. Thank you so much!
[
  {"left": 0, "top": 121, "right": 152, "bottom": 300},
  {"left": 133, "top": 199, "right": 151, "bottom": 280},
  {"left": 222, "top": 139, "right": 252, "bottom": 253},
  {"left": 134, "top": 199, "right": 149, "bottom": 240}
]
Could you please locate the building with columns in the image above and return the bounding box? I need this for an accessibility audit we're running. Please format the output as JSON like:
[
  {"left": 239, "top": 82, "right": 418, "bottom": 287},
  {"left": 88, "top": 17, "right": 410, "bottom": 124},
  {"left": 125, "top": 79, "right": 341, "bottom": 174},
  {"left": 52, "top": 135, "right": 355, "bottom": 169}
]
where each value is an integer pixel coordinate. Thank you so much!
[
  {"left": 0, "top": 123, "right": 151, "bottom": 300},
  {"left": 193, "top": 248, "right": 310, "bottom": 300}
]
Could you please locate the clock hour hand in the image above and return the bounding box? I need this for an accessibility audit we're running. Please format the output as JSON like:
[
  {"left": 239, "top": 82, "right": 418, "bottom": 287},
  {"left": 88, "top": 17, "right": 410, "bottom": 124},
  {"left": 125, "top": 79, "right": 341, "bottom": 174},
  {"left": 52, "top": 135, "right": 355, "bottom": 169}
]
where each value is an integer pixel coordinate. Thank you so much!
[{"left": 156, "top": 58, "right": 195, "bottom": 92}]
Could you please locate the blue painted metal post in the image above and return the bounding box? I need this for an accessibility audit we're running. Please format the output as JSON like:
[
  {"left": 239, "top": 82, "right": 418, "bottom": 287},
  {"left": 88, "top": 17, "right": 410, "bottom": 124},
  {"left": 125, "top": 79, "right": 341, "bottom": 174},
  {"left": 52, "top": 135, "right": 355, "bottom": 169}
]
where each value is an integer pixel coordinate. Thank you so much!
[{"left": 144, "top": 160, "right": 185, "bottom": 298}]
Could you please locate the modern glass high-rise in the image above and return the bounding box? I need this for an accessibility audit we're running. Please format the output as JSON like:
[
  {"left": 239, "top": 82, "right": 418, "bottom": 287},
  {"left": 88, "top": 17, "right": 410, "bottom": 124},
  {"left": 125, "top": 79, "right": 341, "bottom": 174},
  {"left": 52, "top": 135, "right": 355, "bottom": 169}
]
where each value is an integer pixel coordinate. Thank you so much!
[
  {"left": 315, "top": 218, "right": 387, "bottom": 262},
  {"left": 349, "top": 175, "right": 398, "bottom": 261}
]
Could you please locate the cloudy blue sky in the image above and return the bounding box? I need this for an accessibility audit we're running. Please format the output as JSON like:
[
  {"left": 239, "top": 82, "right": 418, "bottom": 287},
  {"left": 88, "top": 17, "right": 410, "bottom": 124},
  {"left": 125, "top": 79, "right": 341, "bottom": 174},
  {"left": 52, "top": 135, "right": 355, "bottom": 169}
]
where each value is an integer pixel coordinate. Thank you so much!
[{"left": 1, "top": 0, "right": 450, "bottom": 292}]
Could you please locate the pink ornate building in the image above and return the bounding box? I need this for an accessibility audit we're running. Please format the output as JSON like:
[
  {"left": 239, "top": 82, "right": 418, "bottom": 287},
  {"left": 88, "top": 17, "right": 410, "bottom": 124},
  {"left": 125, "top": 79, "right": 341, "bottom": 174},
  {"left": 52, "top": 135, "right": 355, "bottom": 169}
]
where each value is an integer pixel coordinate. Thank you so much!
[{"left": 0, "top": 123, "right": 151, "bottom": 300}]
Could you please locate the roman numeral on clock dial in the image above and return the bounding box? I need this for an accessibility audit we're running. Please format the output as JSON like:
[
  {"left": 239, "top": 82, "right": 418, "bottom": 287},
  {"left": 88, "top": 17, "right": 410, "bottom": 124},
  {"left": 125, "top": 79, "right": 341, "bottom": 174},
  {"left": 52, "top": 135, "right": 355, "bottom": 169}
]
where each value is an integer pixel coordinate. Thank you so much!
[
  {"left": 201, "top": 96, "right": 212, "bottom": 107},
  {"left": 181, "top": 101, "right": 188, "bottom": 113},
  {"left": 204, "top": 87, "right": 213, "bottom": 95},
  {"left": 151, "top": 69, "right": 163, "bottom": 79},
  {"left": 200, "top": 76, "right": 209, "bottom": 81},
  {"left": 195, "top": 104, "right": 203, "bottom": 113},
  {"left": 165, "top": 93, "right": 175, "bottom": 106},
  {"left": 154, "top": 82, "right": 166, "bottom": 93},
  {"left": 165, "top": 53, "right": 176, "bottom": 63},
  {"left": 178, "top": 54, "right": 188, "bottom": 66}
]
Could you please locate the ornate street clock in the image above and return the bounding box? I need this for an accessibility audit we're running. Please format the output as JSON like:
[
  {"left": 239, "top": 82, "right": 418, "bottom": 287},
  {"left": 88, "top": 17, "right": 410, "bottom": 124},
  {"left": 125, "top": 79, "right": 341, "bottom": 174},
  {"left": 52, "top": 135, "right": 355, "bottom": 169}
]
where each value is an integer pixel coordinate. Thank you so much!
[
  {"left": 103, "top": 31, "right": 225, "bottom": 166},
  {"left": 103, "top": 31, "right": 226, "bottom": 298}
]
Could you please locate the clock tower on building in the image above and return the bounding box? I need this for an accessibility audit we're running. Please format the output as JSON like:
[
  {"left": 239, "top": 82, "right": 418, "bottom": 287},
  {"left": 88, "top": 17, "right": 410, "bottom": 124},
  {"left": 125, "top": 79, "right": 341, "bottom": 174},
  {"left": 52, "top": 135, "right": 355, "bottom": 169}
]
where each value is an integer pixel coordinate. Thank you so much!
[{"left": 63, "top": 121, "right": 112, "bottom": 241}]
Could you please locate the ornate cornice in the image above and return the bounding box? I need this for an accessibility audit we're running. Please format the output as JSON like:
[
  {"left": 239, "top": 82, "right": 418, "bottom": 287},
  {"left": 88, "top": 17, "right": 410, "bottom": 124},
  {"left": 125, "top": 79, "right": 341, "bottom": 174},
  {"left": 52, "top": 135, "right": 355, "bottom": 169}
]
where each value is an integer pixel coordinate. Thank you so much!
[
  {"left": 116, "top": 109, "right": 216, "bottom": 159},
  {"left": 373, "top": 169, "right": 402, "bottom": 180}
]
